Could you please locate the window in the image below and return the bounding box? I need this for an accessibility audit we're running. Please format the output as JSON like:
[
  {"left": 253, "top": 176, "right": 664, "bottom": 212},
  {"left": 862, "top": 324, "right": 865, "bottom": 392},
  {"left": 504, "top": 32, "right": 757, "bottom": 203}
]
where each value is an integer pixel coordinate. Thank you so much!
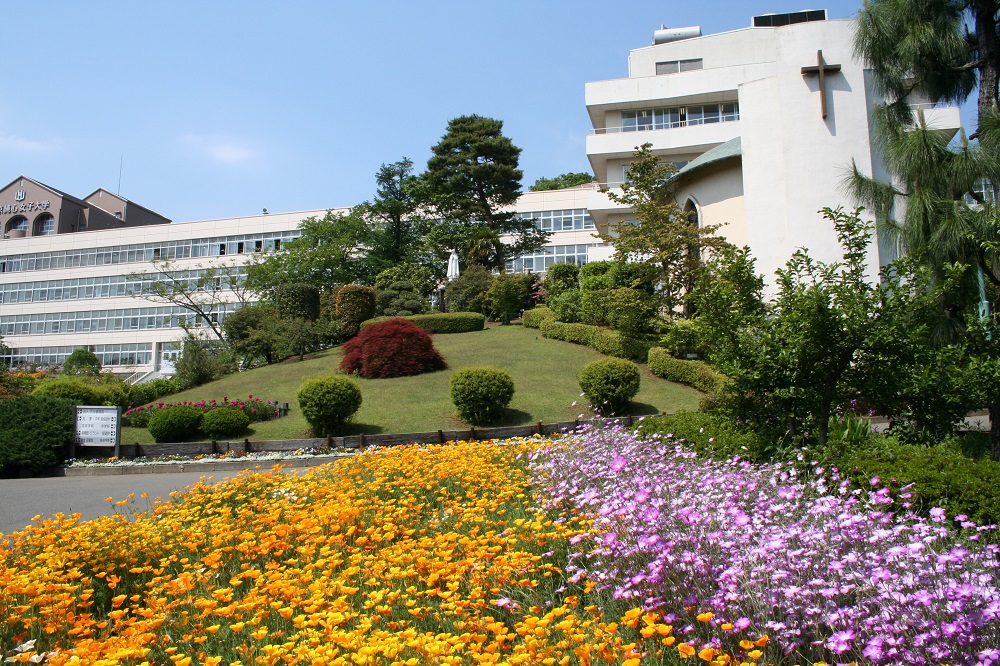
[
  {"left": 6, "top": 217, "right": 28, "bottom": 234},
  {"left": 34, "top": 214, "right": 55, "bottom": 235},
  {"left": 621, "top": 102, "right": 739, "bottom": 132},
  {"left": 655, "top": 58, "right": 703, "bottom": 75}
]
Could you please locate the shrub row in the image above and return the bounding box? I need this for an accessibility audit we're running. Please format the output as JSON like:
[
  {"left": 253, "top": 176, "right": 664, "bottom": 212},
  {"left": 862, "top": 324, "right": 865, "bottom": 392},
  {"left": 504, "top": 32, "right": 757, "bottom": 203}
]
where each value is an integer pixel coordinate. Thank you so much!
[
  {"left": 125, "top": 395, "right": 279, "bottom": 428},
  {"left": 533, "top": 314, "right": 652, "bottom": 362},
  {"left": 31, "top": 375, "right": 180, "bottom": 411},
  {"left": 360, "top": 312, "right": 486, "bottom": 334},
  {"left": 647, "top": 347, "right": 730, "bottom": 393},
  {"left": 521, "top": 307, "right": 555, "bottom": 329}
]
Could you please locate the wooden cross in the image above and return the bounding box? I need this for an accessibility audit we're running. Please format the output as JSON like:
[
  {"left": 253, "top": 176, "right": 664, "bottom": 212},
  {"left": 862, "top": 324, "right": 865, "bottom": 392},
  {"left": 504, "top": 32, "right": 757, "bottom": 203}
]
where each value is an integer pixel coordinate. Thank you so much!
[{"left": 801, "top": 50, "right": 841, "bottom": 119}]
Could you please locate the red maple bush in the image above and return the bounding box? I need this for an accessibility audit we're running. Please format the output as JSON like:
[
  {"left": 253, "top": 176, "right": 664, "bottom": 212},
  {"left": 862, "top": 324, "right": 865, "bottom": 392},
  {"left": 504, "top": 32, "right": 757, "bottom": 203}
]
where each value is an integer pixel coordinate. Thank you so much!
[{"left": 339, "top": 318, "right": 447, "bottom": 378}]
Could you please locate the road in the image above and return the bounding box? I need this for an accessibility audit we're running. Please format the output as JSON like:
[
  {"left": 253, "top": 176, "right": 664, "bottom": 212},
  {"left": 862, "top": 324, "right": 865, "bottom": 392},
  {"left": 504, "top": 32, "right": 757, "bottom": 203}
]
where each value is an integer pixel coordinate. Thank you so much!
[{"left": 0, "top": 470, "right": 242, "bottom": 537}]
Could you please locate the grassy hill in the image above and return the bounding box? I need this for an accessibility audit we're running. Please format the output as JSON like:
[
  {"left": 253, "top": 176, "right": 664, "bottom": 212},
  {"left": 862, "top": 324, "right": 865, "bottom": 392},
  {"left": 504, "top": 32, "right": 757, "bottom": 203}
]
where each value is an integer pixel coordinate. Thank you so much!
[{"left": 123, "top": 324, "right": 702, "bottom": 443}]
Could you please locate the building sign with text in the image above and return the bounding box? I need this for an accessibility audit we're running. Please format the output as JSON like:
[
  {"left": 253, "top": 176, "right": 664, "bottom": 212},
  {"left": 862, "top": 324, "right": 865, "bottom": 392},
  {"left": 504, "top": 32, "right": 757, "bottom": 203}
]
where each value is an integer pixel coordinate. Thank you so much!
[{"left": 74, "top": 406, "right": 121, "bottom": 450}]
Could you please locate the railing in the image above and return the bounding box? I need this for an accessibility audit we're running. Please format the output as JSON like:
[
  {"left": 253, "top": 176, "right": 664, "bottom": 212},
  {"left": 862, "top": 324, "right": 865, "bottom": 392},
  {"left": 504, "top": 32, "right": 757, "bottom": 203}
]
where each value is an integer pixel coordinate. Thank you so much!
[{"left": 591, "top": 117, "right": 740, "bottom": 134}]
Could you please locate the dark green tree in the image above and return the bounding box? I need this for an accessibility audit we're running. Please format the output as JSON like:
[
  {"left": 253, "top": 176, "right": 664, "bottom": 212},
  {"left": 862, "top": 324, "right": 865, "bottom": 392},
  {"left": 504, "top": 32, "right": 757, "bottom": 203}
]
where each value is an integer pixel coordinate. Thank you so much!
[
  {"left": 364, "top": 158, "right": 435, "bottom": 272},
  {"left": 530, "top": 172, "right": 596, "bottom": 191},
  {"left": 61, "top": 348, "right": 102, "bottom": 376},
  {"left": 425, "top": 115, "right": 549, "bottom": 270}
]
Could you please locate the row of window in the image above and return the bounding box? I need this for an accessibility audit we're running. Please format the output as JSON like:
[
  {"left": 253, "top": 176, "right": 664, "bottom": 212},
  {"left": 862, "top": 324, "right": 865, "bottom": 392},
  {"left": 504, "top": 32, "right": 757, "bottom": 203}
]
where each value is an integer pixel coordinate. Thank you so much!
[
  {"left": 621, "top": 103, "right": 739, "bottom": 132},
  {"left": 515, "top": 209, "right": 595, "bottom": 232},
  {"left": 0, "top": 230, "right": 300, "bottom": 274},
  {"left": 0, "top": 304, "right": 240, "bottom": 337},
  {"left": 4, "top": 214, "right": 55, "bottom": 236},
  {"left": 0, "top": 267, "right": 247, "bottom": 304},
  {"left": 1, "top": 343, "right": 154, "bottom": 368},
  {"left": 506, "top": 244, "right": 600, "bottom": 273}
]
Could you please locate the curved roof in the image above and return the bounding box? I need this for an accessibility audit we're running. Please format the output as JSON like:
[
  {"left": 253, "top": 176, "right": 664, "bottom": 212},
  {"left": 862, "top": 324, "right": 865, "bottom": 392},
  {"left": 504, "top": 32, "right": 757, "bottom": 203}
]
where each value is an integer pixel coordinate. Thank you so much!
[{"left": 673, "top": 136, "right": 742, "bottom": 180}]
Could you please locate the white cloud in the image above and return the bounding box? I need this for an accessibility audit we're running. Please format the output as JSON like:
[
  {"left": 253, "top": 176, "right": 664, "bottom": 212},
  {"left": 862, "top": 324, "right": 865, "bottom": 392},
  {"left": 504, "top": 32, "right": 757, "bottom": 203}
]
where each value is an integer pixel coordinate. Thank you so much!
[
  {"left": 181, "top": 133, "right": 260, "bottom": 167},
  {"left": 0, "top": 131, "right": 59, "bottom": 153}
]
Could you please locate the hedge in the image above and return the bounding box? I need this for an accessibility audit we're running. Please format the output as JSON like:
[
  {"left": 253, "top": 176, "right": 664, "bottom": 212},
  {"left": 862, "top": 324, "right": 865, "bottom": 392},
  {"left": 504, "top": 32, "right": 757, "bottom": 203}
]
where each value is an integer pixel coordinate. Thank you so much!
[
  {"left": 360, "top": 312, "right": 485, "bottom": 334},
  {"left": 522, "top": 307, "right": 555, "bottom": 329},
  {"left": 647, "top": 347, "right": 730, "bottom": 393},
  {"left": 539, "top": 319, "right": 598, "bottom": 346},
  {"left": 590, "top": 329, "right": 653, "bottom": 362},
  {"left": 0, "top": 395, "right": 76, "bottom": 474}
]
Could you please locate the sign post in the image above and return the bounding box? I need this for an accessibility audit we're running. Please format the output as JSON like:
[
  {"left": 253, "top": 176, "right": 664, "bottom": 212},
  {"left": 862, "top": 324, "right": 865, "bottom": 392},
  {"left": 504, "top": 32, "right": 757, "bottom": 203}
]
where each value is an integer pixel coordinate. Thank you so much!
[{"left": 73, "top": 406, "right": 121, "bottom": 459}]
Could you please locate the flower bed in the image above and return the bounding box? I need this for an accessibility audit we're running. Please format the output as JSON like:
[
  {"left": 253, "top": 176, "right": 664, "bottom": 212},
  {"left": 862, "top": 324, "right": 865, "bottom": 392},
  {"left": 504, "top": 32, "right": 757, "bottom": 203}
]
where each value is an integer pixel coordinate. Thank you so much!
[
  {"left": 528, "top": 424, "right": 1000, "bottom": 665},
  {"left": 124, "top": 394, "right": 279, "bottom": 428}
]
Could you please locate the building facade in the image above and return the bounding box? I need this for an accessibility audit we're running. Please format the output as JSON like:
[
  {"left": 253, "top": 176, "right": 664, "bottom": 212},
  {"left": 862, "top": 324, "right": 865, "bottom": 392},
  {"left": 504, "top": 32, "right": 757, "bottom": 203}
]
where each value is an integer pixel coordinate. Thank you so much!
[{"left": 584, "top": 10, "right": 961, "bottom": 282}]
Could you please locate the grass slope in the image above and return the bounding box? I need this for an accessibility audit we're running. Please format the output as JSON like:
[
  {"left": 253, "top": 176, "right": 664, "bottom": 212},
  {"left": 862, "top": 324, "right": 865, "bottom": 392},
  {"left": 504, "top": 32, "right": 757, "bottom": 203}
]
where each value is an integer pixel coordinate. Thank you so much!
[{"left": 123, "top": 325, "right": 702, "bottom": 443}]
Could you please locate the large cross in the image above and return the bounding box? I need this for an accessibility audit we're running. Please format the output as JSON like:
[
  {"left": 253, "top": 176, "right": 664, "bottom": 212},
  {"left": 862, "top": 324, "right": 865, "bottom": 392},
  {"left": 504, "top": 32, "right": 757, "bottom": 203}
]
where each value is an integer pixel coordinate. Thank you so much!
[{"left": 801, "top": 50, "right": 842, "bottom": 119}]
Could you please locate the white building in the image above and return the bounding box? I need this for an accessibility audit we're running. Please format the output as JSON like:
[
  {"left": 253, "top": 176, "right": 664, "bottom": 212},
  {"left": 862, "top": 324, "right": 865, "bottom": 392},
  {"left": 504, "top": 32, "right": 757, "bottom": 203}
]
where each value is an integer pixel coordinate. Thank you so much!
[{"left": 584, "top": 9, "right": 961, "bottom": 282}]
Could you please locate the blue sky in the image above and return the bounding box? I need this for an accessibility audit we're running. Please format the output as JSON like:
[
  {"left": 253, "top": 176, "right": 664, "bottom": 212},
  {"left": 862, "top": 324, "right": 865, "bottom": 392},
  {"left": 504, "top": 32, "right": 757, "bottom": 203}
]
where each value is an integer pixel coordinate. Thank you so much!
[{"left": 2, "top": 1, "right": 927, "bottom": 221}]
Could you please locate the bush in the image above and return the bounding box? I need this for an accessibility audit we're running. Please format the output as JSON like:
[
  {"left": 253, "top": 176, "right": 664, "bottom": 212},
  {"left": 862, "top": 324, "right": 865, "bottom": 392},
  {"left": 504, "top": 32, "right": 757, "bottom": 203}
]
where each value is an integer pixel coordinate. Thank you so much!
[
  {"left": 647, "top": 347, "right": 729, "bottom": 393},
  {"left": 297, "top": 375, "right": 362, "bottom": 436},
  {"left": 0, "top": 395, "right": 75, "bottom": 474},
  {"left": 550, "top": 289, "right": 582, "bottom": 323},
  {"left": 32, "top": 376, "right": 105, "bottom": 405},
  {"left": 604, "top": 287, "right": 657, "bottom": 336},
  {"left": 61, "top": 348, "right": 102, "bottom": 376},
  {"left": 636, "top": 411, "right": 774, "bottom": 463},
  {"left": 174, "top": 337, "right": 235, "bottom": 390},
  {"left": 376, "top": 281, "right": 428, "bottom": 317},
  {"left": 543, "top": 262, "right": 580, "bottom": 302},
  {"left": 335, "top": 284, "right": 377, "bottom": 337},
  {"left": 539, "top": 319, "right": 599, "bottom": 346},
  {"left": 580, "top": 289, "right": 610, "bottom": 326},
  {"left": 590, "top": 329, "right": 653, "bottom": 361},
  {"left": 375, "top": 264, "right": 437, "bottom": 297},
  {"left": 361, "top": 312, "right": 485, "bottom": 334},
  {"left": 201, "top": 407, "right": 251, "bottom": 439},
  {"left": 487, "top": 273, "right": 536, "bottom": 324},
  {"left": 274, "top": 283, "right": 321, "bottom": 321},
  {"left": 126, "top": 377, "right": 179, "bottom": 409},
  {"left": 445, "top": 264, "right": 493, "bottom": 315},
  {"left": 341, "top": 318, "right": 446, "bottom": 379},
  {"left": 579, "top": 358, "right": 641, "bottom": 416},
  {"left": 660, "top": 318, "right": 705, "bottom": 359},
  {"left": 147, "top": 406, "right": 204, "bottom": 443},
  {"left": 522, "top": 307, "right": 555, "bottom": 329},
  {"left": 450, "top": 367, "right": 515, "bottom": 425}
]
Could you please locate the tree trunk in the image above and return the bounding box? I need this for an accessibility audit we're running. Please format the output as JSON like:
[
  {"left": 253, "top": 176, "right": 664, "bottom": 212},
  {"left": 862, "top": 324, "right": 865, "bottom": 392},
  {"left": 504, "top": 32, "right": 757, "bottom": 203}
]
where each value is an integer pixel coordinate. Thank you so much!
[
  {"left": 991, "top": 402, "right": 1000, "bottom": 461},
  {"left": 975, "top": 0, "right": 1000, "bottom": 119}
]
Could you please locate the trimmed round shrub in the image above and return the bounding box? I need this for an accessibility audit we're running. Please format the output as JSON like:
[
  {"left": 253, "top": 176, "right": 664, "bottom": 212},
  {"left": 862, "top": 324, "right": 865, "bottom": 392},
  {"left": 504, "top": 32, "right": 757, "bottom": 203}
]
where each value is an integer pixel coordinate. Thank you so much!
[
  {"left": 297, "top": 375, "right": 362, "bottom": 436},
  {"left": 61, "top": 348, "right": 102, "bottom": 376},
  {"left": 32, "top": 376, "right": 105, "bottom": 405},
  {"left": 579, "top": 358, "right": 641, "bottom": 416},
  {"left": 0, "top": 395, "right": 75, "bottom": 474},
  {"left": 201, "top": 407, "right": 251, "bottom": 439},
  {"left": 340, "top": 318, "right": 446, "bottom": 379},
  {"left": 336, "top": 284, "right": 377, "bottom": 337},
  {"left": 450, "top": 366, "right": 515, "bottom": 425},
  {"left": 147, "top": 405, "right": 204, "bottom": 443}
]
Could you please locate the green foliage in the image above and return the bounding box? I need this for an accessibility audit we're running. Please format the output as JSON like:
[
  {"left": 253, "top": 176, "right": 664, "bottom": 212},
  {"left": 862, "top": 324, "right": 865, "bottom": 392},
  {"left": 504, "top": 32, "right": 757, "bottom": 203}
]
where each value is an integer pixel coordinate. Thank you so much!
[
  {"left": 200, "top": 406, "right": 251, "bottom": 439},
  {"left": 449, "top": 366, "right": 515, "bottom": 425},
  {"left": 273, "top": 283, "right": 321, "bottom": 321},
  {"left": 543, "top": 263, "right": 580, "bottom": 301},
  {"left": 32, "top": 376, "right": 105, "bottom": 405},
  {"left": 600, "top": 144, "right": 732, "bottom": 317},
  {"left": 580, "top": 290, "right": 610, "bottom": 327},
  {"left": 603, "top": 288, "right": 657, "bottom": 336},
  {"left": 374, "top": 264, "right": 438, "bottom": 297},
  {"left": 0, "top": 395, "right": 75, "bottom": 474},
  {"left": 445, "top": 264, "right": 494, "bottom": 315},
  {"left": 636, "top": 411, "right": 774, "bottom": 463},
  {"left": 487, "top": 273, "right": 535, "bottom": 324},
  {"left": 61, "top": 348, "right": 102, "bottom": 376},
  {"left": 579, "top": 358, "right": 641, "bottom": 416},
  {"left": 376, "top": 281, "right": 428, "bottom": 317},
  {"left": 335, "top": 284, "right": 378, "bottom": 337},
  {"left": 659, "top": 318, "right": 706, "bottom": 359},
  {"left": 174, "top": 337, "right": 235, "bottom": 390},
  {"left": 521, "top": 307, "right": 555, "bottom": 329},
  {"left": 296, "top": 375, "right": 363, "bottom": 436},
  {"left": 550, "top": 289, "right": 582, "bottom": 323},
  {"left": 361, "top": 312, "right": 485, "bottom": 334},
  {"left": 529, "top": 172, "right": 596, "bottom": 191},
  {"left": 647, "top": 348, "right": 729, "bottom": 393},
  {"left": 223, "top": 304, "right": 284, "bottom": 367},
  {"left": 147, "top": 405, "right": 205, "bottom": 443},
  {"left": 589, "top": 329, "right": 652, "bottom": 362},
  {"left": 425, "top": 115, "right": 549, "bottom": 270},
  {"left": 539, "top": 319, "right": 598, "bottom": 347},
  {"left": 364, "top": 158, "right": 435, "bottom": 272}
]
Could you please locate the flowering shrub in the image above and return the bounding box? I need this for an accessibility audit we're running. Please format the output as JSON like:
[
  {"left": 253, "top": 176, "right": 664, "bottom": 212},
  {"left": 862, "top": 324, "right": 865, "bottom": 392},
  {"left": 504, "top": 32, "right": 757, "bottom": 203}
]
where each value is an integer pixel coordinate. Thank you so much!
[
  {"left": 528, "top": 423, "right": 1000, "bottom": 665},
  {"left": 124, "top": 395, "right": 279, "bottom": 428},
  {"left": 340, "top": 317, "right": 446, "bottom": 379}
]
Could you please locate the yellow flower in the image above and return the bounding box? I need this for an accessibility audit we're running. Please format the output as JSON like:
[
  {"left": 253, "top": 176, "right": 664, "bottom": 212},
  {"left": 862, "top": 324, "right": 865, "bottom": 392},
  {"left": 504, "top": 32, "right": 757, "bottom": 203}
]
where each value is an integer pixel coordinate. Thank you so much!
[
  {"left": 679, "top": 643, "right": 696, "bottom": 659},
  {"left": 229, "top": 621, "right": 245, "bottom": 633},
  {"left": 696, "top": 611, "right": 714, "bottom": 623},
  {"left": 698, "top": 647, "right": 719, "bottom": 662}
]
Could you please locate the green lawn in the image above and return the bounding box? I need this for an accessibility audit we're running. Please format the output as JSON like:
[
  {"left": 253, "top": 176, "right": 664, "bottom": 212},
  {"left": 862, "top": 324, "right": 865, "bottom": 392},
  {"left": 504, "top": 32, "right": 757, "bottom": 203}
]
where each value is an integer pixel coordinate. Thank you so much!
[{"left": 123, "top": 325, "right": 702, "bottom": 443}]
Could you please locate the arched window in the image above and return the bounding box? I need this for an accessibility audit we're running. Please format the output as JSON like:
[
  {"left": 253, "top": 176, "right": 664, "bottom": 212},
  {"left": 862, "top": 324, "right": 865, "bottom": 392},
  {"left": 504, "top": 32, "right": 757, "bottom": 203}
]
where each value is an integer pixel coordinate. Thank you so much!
[
  {"left": 684, "top": 199, "right": 699, "bottom": 228},
  {"left": 5, "top": 216, "right": 28, "bottom": 235},
  {"left": 34, "top": 213, "right": 55, "bottom": 236}
]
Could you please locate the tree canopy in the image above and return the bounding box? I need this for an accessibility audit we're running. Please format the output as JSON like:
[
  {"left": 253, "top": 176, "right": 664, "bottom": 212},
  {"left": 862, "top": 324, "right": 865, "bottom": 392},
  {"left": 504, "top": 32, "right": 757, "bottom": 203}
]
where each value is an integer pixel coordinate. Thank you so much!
[{"left": 529, "top": 172, "right": 596, "bottom": 191}]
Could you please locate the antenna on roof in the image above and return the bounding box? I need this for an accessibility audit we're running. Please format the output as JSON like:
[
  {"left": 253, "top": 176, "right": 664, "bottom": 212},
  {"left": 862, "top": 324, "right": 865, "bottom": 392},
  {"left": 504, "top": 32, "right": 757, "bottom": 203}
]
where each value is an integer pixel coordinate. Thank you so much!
[{"left": 118, "top": 154, "right": 124, "bottom": 195}]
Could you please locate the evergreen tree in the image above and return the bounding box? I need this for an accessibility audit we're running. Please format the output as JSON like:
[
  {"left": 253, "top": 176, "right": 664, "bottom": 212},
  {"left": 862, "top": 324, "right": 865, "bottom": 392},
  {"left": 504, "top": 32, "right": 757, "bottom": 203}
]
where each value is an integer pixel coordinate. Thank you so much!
[{"left": 425, "top": 115, "right": 549, "bottom": 271}]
